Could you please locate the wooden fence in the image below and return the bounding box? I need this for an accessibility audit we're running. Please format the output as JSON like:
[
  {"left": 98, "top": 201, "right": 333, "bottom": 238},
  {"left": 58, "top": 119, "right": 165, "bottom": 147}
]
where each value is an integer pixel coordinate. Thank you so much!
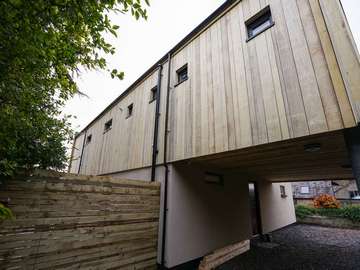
[{"left": 0, "top": 171, "right": 160, "bottom": 269}]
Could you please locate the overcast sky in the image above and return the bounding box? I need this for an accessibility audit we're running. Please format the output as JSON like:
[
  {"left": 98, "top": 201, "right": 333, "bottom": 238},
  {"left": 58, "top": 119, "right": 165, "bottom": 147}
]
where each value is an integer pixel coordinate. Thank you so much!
[{"left": 64, "top": 0, "right": 360, "bottom": 132}]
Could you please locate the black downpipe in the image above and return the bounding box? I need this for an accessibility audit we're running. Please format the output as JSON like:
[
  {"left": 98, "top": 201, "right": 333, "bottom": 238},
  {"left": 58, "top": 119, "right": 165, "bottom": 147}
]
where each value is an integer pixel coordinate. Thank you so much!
[
  {"left": 151, "top": 64, "right": 163, "bottom": 182},
  {"left": 161, "top": 53, "right": 172, "bottom": 268},
  {"left": 77, "top": 130, "right": 87, "bottom": 174}
]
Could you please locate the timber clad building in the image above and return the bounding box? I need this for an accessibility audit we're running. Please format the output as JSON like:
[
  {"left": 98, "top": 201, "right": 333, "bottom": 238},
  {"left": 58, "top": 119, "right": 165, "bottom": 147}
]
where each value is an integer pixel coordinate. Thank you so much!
[{"left": 70, "top": 0, "right": 360, "bottom": 268}]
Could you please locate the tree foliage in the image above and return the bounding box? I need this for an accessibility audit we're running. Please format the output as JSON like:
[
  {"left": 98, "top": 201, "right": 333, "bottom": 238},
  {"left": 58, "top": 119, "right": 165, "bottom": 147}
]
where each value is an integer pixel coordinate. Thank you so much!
[{"left": 0, "top": 0, "right": 149, "bottom": 176}]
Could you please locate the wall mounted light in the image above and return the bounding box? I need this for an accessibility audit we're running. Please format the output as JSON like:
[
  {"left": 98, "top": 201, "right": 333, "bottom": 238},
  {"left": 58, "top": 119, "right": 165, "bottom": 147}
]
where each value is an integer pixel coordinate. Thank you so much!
[
  {"left": 204, "top": 172, "right": 224, "bottom": 186},
  {"left": 304, "top": 143, "right": 321, "bottom": 153}
]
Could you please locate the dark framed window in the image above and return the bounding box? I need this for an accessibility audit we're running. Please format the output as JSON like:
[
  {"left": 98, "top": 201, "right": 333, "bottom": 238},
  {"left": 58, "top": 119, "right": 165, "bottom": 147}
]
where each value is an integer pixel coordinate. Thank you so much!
[
  {"left": 86, "top": 134, "right": 92, "bottom": 144},
  {"left": 245, "top": 6, "right": 274, "bottom": 41},
  {"left": 175, "top": 64, "right": 188, "bottom": 86},
  {"left": 126, "top": 103, "right": 134, "bottom": 118},
  {"left": 104, "top": 119, "right": 112, "bottom": 132},
  {"left": 280, "top": 185, "right": 287, "bottom": 198},
  {"left": 149, "top": 86, "right": 157, "bottom": 103}
]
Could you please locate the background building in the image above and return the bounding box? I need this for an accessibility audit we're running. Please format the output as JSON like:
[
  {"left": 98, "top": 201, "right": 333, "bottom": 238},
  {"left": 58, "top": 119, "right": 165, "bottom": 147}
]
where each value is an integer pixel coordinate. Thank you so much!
[{"left": 292, "top": 180, "right": 360, "bottom": 206}]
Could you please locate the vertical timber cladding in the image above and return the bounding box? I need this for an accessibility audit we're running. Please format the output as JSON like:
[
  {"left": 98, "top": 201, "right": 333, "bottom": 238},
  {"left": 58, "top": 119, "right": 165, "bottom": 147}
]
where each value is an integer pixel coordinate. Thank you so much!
[
  {"left": 167, "top": 0, "right": 356, "bottom": 162},
  {"left": 0, "top": 172, "right": 160, "bottom": 269},
  {"left": 71, "top": 62, "right": 170, "bottom": 176},
  {"left": 69, "top": 0, "right": 358, "bottom": 174}
]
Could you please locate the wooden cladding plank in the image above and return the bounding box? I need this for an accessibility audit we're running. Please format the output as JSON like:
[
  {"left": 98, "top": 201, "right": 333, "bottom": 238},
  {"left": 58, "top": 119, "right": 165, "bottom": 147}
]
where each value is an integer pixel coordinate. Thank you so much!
[
  {"left": 240, "top": 0, "right": 266, "bottom": 145},
  {"left": 269, "top": 0, "right": 309, "bottom": 137},
  {"left": 199, "top": 240, "right": 250, "bottom": 270},
  {"left": 0, "top": 174, "right": 160, "bottom": 269},
  {"left": 185, "top": 42, "right": 194, "bottom": 159},
  {"left": 281, "top": 0, "right": 328, "bottom": 134},
  {"left": 296, "top": 0, "right": 343, "bottom": 131},
  {"left": 265, "top": 30, "right": 290, "bottom": 140},
  {"left": 227, "top": 6, "right": 252, "bottom": 148},
  {"left": 308, "top": 0, "right": 355, "bottom": 128},
  {"left": 211, "top": 20, "right": 229, "bottom": 153},
  {"left": 319, "top": 0, "right": 360, "bottom": 123},
  {"left": 220, "top": 17, "right": 237, "bottom": 151},
  {"left": 191, "top": 37, "right": 203, "bottom": 157},
  {"left": 199, "top": 31, "right": 211, "bottom": 156}
]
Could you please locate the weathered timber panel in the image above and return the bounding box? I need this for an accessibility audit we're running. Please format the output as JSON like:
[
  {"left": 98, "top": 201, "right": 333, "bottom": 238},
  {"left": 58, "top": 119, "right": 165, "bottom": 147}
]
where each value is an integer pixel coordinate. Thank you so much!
[
  {"left": 0, "top": 172, "right": 160, "bottom": 269},
  {"left": 70, "top": 0, "right": 358, "bottom": 175},
  {"left": 166, "top": 0, "right": 355, "bottom": 162}
]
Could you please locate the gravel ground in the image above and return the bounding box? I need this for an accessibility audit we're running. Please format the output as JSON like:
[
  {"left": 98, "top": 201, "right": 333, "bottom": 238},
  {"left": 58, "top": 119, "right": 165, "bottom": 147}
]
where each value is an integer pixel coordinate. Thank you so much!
[{"left": 218, "top": 224, "right": 360, "bottom": 270}]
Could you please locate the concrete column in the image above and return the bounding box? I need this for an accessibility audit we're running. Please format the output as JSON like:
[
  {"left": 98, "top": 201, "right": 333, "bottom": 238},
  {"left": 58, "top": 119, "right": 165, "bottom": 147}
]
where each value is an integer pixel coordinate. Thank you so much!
[{"left": 344, "top": 126, "right": 360, "bottom": 190}]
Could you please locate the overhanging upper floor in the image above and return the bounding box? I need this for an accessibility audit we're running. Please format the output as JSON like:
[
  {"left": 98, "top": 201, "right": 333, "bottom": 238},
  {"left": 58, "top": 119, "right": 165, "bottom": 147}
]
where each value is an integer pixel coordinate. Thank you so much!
[{"left": 69, "top": 0, "right": 360, "bottom": 176}]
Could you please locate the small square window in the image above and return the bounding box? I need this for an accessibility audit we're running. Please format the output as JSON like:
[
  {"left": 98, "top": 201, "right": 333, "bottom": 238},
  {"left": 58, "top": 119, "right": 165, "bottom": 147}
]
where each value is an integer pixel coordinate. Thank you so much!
[
  {"left": 300, "top": 186, "right": 310, "bottom": 194},
  {"left": 127, "top": 103, "right": 133, "bottom": 118},
  {"left": 86, "top": 134, "right": 92, "bottom": 144},
  {"left": 150, "top": 86, "right": 157, "bottom": 103},
  {"left": 280, "top": 185, "right": 287, "bottom": 198},
  {"left": 245, "top": 6, "right": 274, "bottom": 41},
  {"left": 176, "top": 64, "right": 188, "bottom": 86},
  {"left": 104, "top": 119, "right": 112, "bottom": 132}
]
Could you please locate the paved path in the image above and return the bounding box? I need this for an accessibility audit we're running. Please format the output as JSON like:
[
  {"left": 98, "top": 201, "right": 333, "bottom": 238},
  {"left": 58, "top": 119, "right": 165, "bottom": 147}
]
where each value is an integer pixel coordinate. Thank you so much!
[{"left": 218, "top": 224, "right": 360, "bottom": 270}]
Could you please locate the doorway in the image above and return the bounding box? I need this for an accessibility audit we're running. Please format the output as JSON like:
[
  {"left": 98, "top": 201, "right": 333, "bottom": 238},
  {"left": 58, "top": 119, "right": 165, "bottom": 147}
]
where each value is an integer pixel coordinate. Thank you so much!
[{"left": 248, "top": 182, "right": 262, "bottom": 235}]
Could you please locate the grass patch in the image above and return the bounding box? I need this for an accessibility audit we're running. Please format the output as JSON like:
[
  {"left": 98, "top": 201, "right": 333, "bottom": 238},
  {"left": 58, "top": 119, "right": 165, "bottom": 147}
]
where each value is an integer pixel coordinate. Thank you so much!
[{"left": 295, "top": 205, "right": 360, "bottom": 223}]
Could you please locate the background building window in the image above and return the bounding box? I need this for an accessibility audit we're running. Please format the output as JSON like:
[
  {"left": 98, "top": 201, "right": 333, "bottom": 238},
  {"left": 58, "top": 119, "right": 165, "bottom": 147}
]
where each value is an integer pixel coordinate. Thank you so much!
[
  {"left": 127, "top": 103, "right": 134, "bottom": 118},
  {"left": 104, "top": 119, "right": 112, "bottom": 132},
  {"left": 176, "top": 64, "right": 188, "bottom": 85},
  {"left": 300, "top": 186, "right": 310, "bottom": 194},
  {"left": 350, "top": 190, "right": 360, "bottom": 198},
  {"left": 246, "top": 6, "right": 274, "bottom": 40},
  {"left": 280, "top": 185, "right": 287, "bottom": 198},
  {"left": 150, "top": 86, "right": 157, "bottom": 103}
]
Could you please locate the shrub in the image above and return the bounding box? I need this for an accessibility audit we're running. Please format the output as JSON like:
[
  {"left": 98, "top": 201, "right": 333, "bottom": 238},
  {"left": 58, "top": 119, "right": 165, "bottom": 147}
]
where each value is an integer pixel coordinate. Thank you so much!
[
  {"left": 295, "top": 205, "right": 360, "bottom": 223},
  {"left": 313, "top": 194, "right": 340, "bottom": 209},
  {"left": 295, "top": 205, "right": 315, "bottom": 218},
  {"left": 342, "top": 206, "right": 360, "bottom": 223}
]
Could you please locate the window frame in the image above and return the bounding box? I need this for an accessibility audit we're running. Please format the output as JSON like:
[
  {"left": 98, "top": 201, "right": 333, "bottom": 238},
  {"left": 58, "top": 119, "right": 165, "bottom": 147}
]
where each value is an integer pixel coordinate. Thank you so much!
[
  {"left": 245, "top": 5, "right": 274, "bottom": 42},
  {"left": 175, "top": 64, "right": 188, "bottom": 87},
  {"left": 126, "top": 103, "right": 134, "bottom": 119},
  {"left": 104, "top": 119, "right": 112, "bottom": 133},
  {"left": 85, "top": 134, "right": 92, "bottom": 145},
  {"left": 300, "top": 186, "right": 310, "bottom": 194},
  {"left": 149, "top": 86, "right": 158, "bottom": 103}
]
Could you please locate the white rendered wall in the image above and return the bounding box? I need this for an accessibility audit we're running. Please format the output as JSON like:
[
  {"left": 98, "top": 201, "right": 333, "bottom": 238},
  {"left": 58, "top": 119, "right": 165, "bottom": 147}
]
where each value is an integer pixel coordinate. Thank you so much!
[
  {"left": 165, "top": 163, "right": 252, "bottom": 268},
  {"left": 258, "top": 182, "right": 296, "bottom": 234}
]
